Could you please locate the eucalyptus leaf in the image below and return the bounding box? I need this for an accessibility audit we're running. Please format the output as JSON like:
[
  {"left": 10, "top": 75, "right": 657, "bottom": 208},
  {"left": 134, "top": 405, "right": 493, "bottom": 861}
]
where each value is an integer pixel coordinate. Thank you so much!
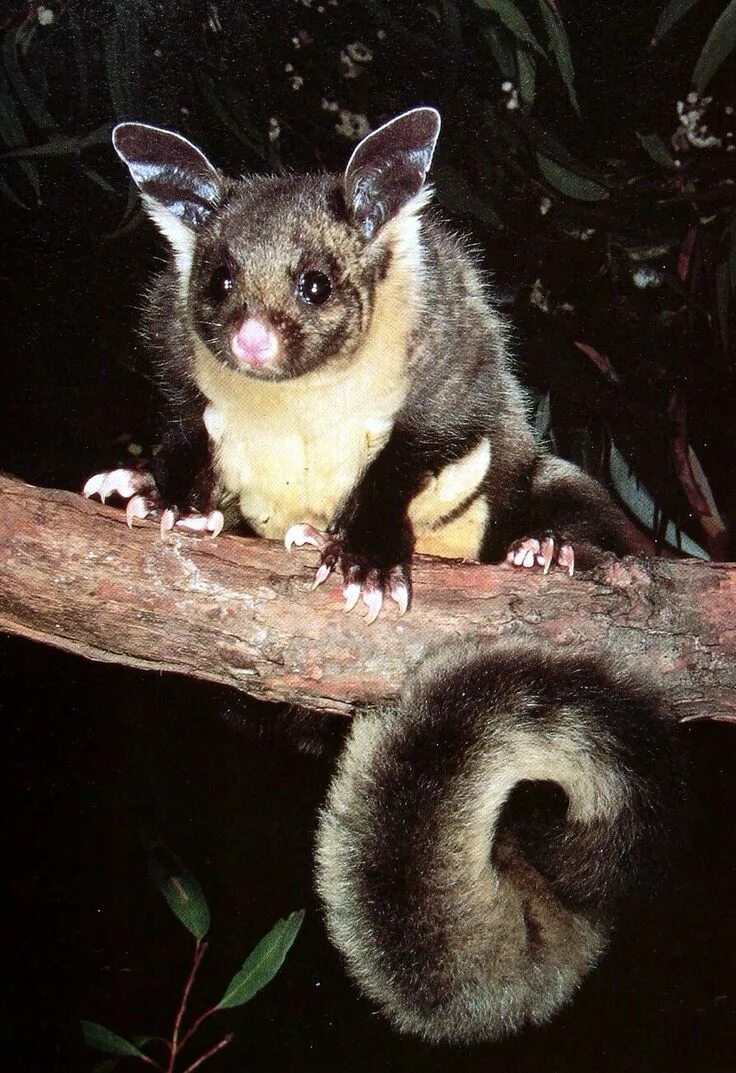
[
  {"left": 535, "top": 153, "right": 608, "bottom": 200},
  {"left": 538, "top": 0, "right": 580, "bottom": 115},
  {"left": 480, "top": 23, "right": 516, "bottom": 78},
  {"left": 609, "top": 443, "right": 709, "bottom": 558},
  {"left": 217, "top": 910, "right": 305, "bottom": 1010},
  {"left": 692, "top": 0, "right": 736, "bottom": 92},
  {"left": 652, "top": 0, "right": 701, "bottom": 43},
  {"left": 146, "top": 840, "right": 210, "bottom": 939},
  {"left": 81, "top": 1022, "right": 146, "bottom": 1059},
  {"left": 2, "top": 28, "right": 57, "bottom": 132},
  {"left": 475, "top": 0, "right": 546, "bottom": 57},
  {"left": 516, "top": 46, "right": 536, "bottom": 104},
  {"left": 636, "top": 131, "right": 676, "bottom": 167}
]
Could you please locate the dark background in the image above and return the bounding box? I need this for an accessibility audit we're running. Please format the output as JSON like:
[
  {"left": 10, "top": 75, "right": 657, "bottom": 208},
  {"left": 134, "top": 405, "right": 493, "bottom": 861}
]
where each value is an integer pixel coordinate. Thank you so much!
[{"left": 2, "top": 2, "right": 735, "bottom": 1070}]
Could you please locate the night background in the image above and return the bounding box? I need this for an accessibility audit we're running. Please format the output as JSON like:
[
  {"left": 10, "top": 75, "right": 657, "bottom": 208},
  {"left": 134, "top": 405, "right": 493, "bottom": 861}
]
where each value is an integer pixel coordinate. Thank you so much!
[{"left": 1, "top": 1, "right": 735, "bottom": 1070}]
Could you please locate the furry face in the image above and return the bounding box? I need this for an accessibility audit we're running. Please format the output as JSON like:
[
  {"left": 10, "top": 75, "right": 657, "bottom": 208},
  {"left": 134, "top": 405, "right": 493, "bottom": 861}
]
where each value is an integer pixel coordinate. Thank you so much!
[{"left": 188, "top": 174, "right": 391, "bottom": 381}]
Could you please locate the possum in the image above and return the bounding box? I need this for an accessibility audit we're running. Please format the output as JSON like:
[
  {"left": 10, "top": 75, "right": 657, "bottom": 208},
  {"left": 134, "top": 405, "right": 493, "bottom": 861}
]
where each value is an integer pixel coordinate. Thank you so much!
[
  {"left": 82, "top": 109, "right": 678, "bottom": 1042},
  {"left": 84, "top": 106, "right": 633, "bottom": 622},
  {"left": 316, "top": 637, "right": 681, "bottom": 1044}
]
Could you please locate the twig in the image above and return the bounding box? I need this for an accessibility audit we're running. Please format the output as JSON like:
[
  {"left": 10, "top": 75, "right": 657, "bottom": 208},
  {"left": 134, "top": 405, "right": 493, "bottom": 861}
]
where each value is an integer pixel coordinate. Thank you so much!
[
  {"left": 167, "top": 939, "right": 208, "bottom": 1073},
  {"left": 180, "top": 1034, "right": 235, "bottom": 1073}
]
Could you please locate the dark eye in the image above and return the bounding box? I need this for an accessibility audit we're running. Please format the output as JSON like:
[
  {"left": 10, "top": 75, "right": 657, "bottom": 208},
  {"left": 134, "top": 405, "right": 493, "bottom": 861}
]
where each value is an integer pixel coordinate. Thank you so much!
[
  {"left": 207, "top": 262, "right": 235, "bottom": 304},
  {"left": 297, "top": 270, "right": 332, "bottom": 305}
]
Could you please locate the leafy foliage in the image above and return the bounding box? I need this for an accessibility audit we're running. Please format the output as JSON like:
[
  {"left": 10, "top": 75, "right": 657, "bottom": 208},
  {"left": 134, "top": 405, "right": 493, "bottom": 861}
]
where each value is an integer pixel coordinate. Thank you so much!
[{"left": 82, "top": 843, "right": 304, "bottom": 1071}]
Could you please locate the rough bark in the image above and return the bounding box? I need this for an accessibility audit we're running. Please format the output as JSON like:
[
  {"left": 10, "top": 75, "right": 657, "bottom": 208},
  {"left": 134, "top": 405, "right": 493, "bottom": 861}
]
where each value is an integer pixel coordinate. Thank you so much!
[{"left": 1, "top": 473, "right": 734, "bottom": 720}]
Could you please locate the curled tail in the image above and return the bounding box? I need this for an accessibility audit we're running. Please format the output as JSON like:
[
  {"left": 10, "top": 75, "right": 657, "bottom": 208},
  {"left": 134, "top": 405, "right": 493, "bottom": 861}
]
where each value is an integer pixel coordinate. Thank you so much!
[{"left": 315, "top": 639, "right": 680, "bottom": 1044}]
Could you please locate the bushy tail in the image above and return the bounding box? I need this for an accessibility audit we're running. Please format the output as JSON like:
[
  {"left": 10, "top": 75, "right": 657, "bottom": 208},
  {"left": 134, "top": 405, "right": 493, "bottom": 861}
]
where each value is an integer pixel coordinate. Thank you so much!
[{"left": 315, "top": 638, "right": 679, "bottom": 1044}]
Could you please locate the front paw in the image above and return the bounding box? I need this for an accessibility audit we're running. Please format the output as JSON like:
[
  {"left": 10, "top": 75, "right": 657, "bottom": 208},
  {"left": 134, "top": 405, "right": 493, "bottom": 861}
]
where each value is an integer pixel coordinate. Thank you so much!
[
  {"left": 284, "top": 523, "right": 411, "bottom": 623},
  {"left": 506, "top": 533, "right": 575, "bottom": 576},
  {"left": 84, "top": 468, "right": 223, "bottom": 539}
]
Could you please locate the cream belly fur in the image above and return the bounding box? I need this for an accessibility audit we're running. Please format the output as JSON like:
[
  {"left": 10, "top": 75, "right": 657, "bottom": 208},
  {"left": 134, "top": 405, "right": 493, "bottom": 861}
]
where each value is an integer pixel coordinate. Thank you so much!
[{"left": 201, "top": 365, "right": 491, "bottom": 559}]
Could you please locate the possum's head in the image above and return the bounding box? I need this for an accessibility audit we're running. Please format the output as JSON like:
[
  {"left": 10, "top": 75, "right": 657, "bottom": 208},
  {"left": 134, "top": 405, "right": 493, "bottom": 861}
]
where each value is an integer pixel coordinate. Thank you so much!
[{"left": 113, "top": 108, "right": 440, "bottom": 380}]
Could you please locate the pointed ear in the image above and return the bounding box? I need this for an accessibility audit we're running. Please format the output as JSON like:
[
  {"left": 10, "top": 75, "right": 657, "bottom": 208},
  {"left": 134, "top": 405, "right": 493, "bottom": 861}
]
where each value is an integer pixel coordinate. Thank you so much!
[
  {"left": 344, "top": 107, "right": 441, "bottom": 239},
  {"left": 112, "top": 123, "right": 223, "bottom": 271}
]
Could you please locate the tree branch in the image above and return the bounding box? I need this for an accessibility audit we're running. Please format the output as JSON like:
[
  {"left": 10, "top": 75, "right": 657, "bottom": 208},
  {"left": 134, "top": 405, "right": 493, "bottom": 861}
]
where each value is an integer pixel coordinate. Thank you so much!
[{"left": 1, "top": 473, "right": 734, "bottom": 721}]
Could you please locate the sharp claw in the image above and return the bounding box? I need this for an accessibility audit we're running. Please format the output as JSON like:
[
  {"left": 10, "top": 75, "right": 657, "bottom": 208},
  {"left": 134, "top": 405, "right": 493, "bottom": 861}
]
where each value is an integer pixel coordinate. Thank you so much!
[
  {"left": 160, "top": 509, "right": 177, "bottom": 538},
  {"left": 126, "top": 495, "right": 150, "bottom": 528},
  {"left": 343, "top": 582, "right": 361, "bottom": 612},
  {"left": 284, "top": 523, "right": 326, "bottom": 552},
  {"left": 363, "top": 587, "right": 383, "bottom": 625},
  {"left": 312, "top": 562, "right": 332, "bottom": 590},
  {"left": 208, "top": 510, "right": 225, "bottom": 538},
  {"left": 83, "top": 473, "right": 104, "bottom": 498},
  {"left": 389, "top": 581, "right": 410, "bottom": 616},
  {"left": 541, "top": 537, "right": 555, "bottom": 576}
]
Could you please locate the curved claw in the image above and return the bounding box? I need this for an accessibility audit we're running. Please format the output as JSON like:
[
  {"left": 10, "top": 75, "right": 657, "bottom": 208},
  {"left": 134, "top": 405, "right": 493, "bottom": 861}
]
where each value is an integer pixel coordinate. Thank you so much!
[
  {"left": 540, "top": 536, "right": 556, "bottom": 576},
  {"left": 312, "top": 562, "right": 333, "bottom": 590},
  {"left": 363, "top": 586, "right": 384, "bottom": 625},
  {"left": 175, "top": 510, "right": 225, "bottom": 538},
  {"left": 160, "top": 509, "right": 177, "bottom": 538},
  {"left": 84, "top": 468, "right": 152, "bottom": 503},
  {"left": 342, "top": 581, "right": 361, "bottom": 613},
  {"left": 558, "top": 543, "right": 575, "bottom": 577},
  {"left": 389, "top": 578, "right": 410, "bottom": 616},
  {"left": 284, "top": 523, "right": 327, "bottom": 552},
  {"left": 126, "top": 495, "right": 153, "bottom": 528}
]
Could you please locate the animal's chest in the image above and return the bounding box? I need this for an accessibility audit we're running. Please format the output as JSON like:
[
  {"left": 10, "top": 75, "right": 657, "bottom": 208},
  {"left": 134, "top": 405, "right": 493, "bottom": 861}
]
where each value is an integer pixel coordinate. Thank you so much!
[
  {"left": 208, "top": 403, "right": 393, "bottom": 537},
  {"left": 200, "top": 361, "right": 402, "bottom": 539}
]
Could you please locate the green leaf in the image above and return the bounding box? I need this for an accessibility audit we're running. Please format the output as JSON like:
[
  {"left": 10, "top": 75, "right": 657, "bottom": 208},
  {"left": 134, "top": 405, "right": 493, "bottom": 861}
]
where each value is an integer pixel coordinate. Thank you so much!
[
  {"left": 636, "top": 131, "right": 676, "bottom": 167},
  {"left": 480, "top": 23, "right": 516, "bottom": 78},
  {"left": 609, "top": 443, "right": 709, "bottom": 558},
  {"left": 2, "top": 27, "right": 57, "bottom": 132},
  {"left": 217, "top": 910, "right": 305, "bottom": 1010},
  {"left": 538, "top": 0, "right": 580, "bottom": 115},
  {"left": 535, "top": 153, "right": 608, "bottom": 200},
  {"left": 146, "top": 840, "right": 210, "bottom": 939},
  {"left": 652, "top": 0, "right": 701, "bottom": 43},
  {"left": 692, "top": 0, "right": 736, "bottom": 92},
  {"left": 516, "top": 46, "right": 536, "bottom": 104},
  {"left": 475, "top": 0, "right": 546, "bottom": 56},
  {"left": 81, "top": 1022, "right": 146, "bottom": 1059}
]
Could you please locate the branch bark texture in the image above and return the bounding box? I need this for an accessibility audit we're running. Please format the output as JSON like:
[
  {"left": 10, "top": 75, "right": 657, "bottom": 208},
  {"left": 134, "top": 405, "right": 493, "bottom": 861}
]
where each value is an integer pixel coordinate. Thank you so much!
[{"left": 1, "top": 474, "right": 734, "bottom": 720}]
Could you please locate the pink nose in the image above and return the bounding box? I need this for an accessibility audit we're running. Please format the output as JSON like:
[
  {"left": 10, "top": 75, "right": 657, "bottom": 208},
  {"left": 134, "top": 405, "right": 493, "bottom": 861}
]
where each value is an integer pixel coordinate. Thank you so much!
[{"left": 231, "top": 318, "right": 279, "bottom": 367}]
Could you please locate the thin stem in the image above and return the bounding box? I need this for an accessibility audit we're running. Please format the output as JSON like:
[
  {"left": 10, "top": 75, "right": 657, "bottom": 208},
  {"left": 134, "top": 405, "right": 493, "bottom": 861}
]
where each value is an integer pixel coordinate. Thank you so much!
[
  {"left": 137, "top": 1053, "right": 165, "bottom": 1071},
  {"left": 180, "top": 1034, "right": 234, "bottom": 1073},
  {"left": 166, "top": 939, "right": 208, "bottom": 1073},
  {"left": 177, "top": 1003, "right": 218, "bottom": 1053}
]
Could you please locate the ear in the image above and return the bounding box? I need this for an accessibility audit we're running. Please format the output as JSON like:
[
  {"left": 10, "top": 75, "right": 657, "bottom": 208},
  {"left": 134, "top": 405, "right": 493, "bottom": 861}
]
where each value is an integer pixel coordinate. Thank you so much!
[
  {"left": 344, "top": 107, "right": 441, "bottom": 239},
  {"left": 112, "top": 122, "right": 223, "bottom": 272}
]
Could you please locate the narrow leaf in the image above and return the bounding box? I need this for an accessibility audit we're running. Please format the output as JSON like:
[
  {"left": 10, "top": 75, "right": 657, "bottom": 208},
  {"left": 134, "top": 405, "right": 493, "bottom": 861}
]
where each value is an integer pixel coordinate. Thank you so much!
[
  {"left": 2, "top": 28, "right": 57, "bottom": 132},
  {"left": 516, "top": 46, "right": 536, "bottom": 104},
  {"left": 692, "top": 0, "right": 736, "bottom": 92},
  {"left": 609, "top": 442, "right": 709, "bottom": 558},
  {"left": 217, "top": 910, "right": 305, "bottom": 1010},
  {"left": 146, "top": 840, "right": 210, "bottom": 939},
  {"left": 536, "top": 153, "right": 608, "bottom": 200},
  {"left": 475, "top": 0, "right": 546, "bottom": 56},
  {"left": 573, "top": 341, "right": 620, "bottom": 381},
  {"left": 636, "top": 131, "right": 676, "bottom": 167},
  {"left": 81, "top": 1022, "right": 146, "bottom": 1058},
  {"left": 538, "top": 0, "right": 580, "bottom": 114},
  {"left": 480, "top": 23, "right": 516, "bottom": 78},
  {"left": 652, "top": 0, "right": 701, "bottom": 44}
]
